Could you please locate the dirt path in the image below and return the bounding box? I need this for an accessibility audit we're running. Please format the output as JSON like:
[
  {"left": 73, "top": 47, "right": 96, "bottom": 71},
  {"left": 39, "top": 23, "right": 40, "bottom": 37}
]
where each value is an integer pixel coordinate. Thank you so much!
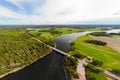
[
  {"left": 76, "top": 60, "right": 86, "bottom": 80},
  {"left": 104, "top": 71, "right": 120, "bottom": 80},
  {"left": 91, "top": 36, "right": 120, "bottom": 53}
]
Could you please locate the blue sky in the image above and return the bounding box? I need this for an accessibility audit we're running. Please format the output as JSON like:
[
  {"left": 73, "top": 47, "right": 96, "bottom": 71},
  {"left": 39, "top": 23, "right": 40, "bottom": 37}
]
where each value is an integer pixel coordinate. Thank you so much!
[{"left": 0, "top": 0, "right": 120, "bottom": 25}]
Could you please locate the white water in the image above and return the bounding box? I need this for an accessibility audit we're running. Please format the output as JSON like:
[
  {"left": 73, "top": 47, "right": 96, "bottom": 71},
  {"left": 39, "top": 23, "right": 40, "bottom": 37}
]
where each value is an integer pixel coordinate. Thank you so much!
[{"left": 106, "top": 29, "right": 120, "bottom": 33}]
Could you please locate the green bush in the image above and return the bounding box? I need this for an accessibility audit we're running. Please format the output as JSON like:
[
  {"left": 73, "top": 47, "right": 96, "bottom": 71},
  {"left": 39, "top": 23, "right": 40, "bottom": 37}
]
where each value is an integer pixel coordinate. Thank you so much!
[
  {"left": 111, "top": 69, "right": 120, "bottom": 76},
  {"left": 49, "top": 28, "right": 62, "bottom": 35},
  {"left": 108, "top": 33, "right": 120, "bottom": 35},
  {"left": 90, "top": 32, "right": 107, "bottom": 36},
  {"left": 91, "top": 59, "right": 103, "bottom": 67},
  {"left": 84, "top": 40, "right": 107, "bottom": 46},
  {"left": 68, "top": 46, "right": 76, "bottom": 51},
  {"left": 86, "top": 72, "right": 96, "bottom": 80},
  {"left": 85, "top": 66, "right": 96, "bottom": 80},
  {"left": 85, "top": 64, "right": 102, "bottom": 73},
  {"left": 63, "top": 56, "right": 79, "bottom": 79},
  {"left": 72, "top": 53, "right": 85, "bottom": 59},
  {"left": 70, "top": 42, "right": 75, "bottom": 46}
]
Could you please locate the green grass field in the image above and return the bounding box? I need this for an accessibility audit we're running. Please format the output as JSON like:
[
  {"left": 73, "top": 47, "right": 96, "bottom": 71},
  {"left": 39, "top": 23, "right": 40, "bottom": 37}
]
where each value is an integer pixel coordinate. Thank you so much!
[
  {"left": 90, "top": 73, "right": 107, "bottom": 80},
  {"left": 0, "top": 28, "right": 23, "bottom": 36},
  {"left": 86, "top": 70, "right": 107, "bottom": 80},
  {"left": 57, "top": 28, "right": 82, "bottom": 34},
  {"left": 74, "top": 35, "right": 120, "bottom": 70},
  {"left": 86, "top": 67, "right": 115, "bottom": 80}
]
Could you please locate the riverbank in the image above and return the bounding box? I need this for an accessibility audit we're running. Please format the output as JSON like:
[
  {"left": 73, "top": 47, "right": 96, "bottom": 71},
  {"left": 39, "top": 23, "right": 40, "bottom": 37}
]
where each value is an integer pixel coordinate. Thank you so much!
[{"left": 0, "top": 47, "right": 52, "bottom": 79}]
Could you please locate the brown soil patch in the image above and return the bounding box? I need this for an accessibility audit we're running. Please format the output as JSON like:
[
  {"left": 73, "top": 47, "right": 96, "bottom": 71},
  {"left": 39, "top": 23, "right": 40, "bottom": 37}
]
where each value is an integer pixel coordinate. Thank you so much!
[
  {"left": 90, "top": 35, "right": 120, "bottom": 53},
  {"left": 107, "top": 77, "right": 114, "bottom": 80}
]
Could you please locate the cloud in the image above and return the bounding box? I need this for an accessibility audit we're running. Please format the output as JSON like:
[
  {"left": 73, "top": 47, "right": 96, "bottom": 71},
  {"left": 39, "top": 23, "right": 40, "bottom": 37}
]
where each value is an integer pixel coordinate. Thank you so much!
[
  {"left": 36, "top": 0, "right": 120, "bottom": 23},
  {"left": 6, "top": 0, "right": 45, "bottom": 10},
  {"left": 0, "top": 5, "right": 21, "bottom": 18},
  {"left": 6, "top": 0, "right": 24, "bottom": 9},
  {"left": 1, "top": 0, "right": 120, "bottom": 24},
  {"left": 113, "top": 10, "right": 120, "bottom": 16}
]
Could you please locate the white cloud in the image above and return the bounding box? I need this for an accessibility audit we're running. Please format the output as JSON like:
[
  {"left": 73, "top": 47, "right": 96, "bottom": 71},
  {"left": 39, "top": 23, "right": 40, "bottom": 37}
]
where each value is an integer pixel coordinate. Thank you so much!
[
  {"left": 37, "top": 0, "right": 120, "bottom": 24},
  {"left": 6, "top": 0, "right": 24, "bottom": 9},
  {"left": 1, "top": 0, "right": 120, "bottom": 24},
  {"left": 0, "top": 5, "right": 21, "bottom": 18},
  {"left": 6, "top": 0, "right": 44, "bottom": 10}
]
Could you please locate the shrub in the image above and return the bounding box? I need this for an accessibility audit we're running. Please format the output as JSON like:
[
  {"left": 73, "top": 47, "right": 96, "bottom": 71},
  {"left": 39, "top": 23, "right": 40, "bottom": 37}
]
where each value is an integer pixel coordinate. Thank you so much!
[
  {"left": 63, "top": 56, "right": 78, "bottom": 70},
  {"left": 68, "top": 46, "right": 76, "bottom": 51},
  {"left": 91, "top": 59, "right": 103, "bottom": 67},
  {"left": 86, "top": 72, "right": 96, "bottom": 80},
  {"left": 72, "top": 53, "right": 85, "bottom": 59},
  {"left": 108, "top": 33, "right": 120, "bottom": 35},
  {"left": 90, "top": 32, "right": 107, "bottom": 36},
  {"left": 49, "top": 28, "right": 62, "bottom": 35},
  {"left": 85, "top": 67, "right": 96, "bottom": 80},
  {"left": 85, "top": 64, "right": 102, "bottom": 73},
  {"left": 84, "top": 40, "right": 107, "bottom": 46},
  {"left": 111, "top": 69, "right": 120, "bottom": 76},
  {"left": 63, "top": 56, "right": 79, "bottom": 78},
  {"left": 70, "top": 42, "right": 75, "bottom": 46}
]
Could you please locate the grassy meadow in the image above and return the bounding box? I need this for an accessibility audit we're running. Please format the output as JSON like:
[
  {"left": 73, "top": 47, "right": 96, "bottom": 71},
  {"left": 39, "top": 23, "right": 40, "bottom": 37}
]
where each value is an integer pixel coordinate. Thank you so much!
[{"left": 73, "top": 35, "right": 120, "bottom": 70}]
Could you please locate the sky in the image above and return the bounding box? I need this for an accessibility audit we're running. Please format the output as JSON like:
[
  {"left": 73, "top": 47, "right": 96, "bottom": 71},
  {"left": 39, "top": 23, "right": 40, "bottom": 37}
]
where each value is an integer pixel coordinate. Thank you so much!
[{"left": 0, "top": 0, "right": 120, "bottom": 25}]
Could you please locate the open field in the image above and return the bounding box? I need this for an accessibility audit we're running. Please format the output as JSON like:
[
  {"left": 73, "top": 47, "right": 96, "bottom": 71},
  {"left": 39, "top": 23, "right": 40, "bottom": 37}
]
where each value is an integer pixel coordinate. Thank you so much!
[
  {"left": 91, "top": 36, "right": 120, "bottom": 53},
  {"left": 56, "top": 28, "right": 82, "bottom": 34},
  {"left": 29, "top": 31, "right": 55, "bottom": 46},
  {"left": 73, "top": 35, "right": 120, "bottom": 70}
]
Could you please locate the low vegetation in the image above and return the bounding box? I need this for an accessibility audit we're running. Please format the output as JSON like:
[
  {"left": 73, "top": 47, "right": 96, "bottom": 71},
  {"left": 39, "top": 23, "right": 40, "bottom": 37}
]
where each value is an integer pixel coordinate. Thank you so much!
[
  {"left": 28, "top": 30, "right": 55, "bottom": 47},
  {"left": 0, "top": 28, "right": 51, "bottom": 75},
  {"left": 84, "top": 40, "right": 107, "bottom": 46},
  {"left": 86, "top": 64, "right": 102, "bottom": 74},
  {"left": 90, "top": 32, "right": 107, "bottom": 36},
  {"left": 91, "top": 59, "right": 103, "bottom": 67},
  {"left": 85, "top": 65, "right": 107, "bottom": 80},
  {"left": 57, "top": 28, "right": 81, "bottom": 34},
  {"left": 110, "top": 69, "right": 120, "bottom": 76},
  {"left": 108, "top": 33, "right": 120, "bottom": 35},
  {"left": 73, "top": 35, "right": 120, "bottom": 70},
  {"left": 63, "top": 56, "right": 79, "bottom": 79}
]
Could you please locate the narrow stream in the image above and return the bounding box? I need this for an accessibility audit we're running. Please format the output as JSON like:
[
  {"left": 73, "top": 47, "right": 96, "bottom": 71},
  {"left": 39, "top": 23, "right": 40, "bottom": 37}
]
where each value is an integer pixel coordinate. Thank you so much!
[{"left": 1, "top": 32, "right": 89, "bottom": 80}]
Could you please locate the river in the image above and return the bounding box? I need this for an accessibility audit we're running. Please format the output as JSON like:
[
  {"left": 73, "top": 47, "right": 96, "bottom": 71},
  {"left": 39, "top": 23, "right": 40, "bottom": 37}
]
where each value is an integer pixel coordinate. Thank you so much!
[
  {"left": 1, "top": 32, "right": 90, "bottom": 80},
  {"left": 106, "top": 29, "right": 120, "bottom": 33}
]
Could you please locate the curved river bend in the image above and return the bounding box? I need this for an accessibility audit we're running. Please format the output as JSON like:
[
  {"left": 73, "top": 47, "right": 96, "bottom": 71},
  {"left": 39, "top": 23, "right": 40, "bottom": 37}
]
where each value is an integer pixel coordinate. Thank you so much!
[{"left": 1, "top": 32, "right": 90, "bottom": 80}]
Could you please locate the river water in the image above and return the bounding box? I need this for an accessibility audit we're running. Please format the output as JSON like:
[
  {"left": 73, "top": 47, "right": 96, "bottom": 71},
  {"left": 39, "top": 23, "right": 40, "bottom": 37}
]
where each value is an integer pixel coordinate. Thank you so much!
[
  {"left": 106, "top": 29, "right": 120, "bottom": 33},
  {"left": 1, "top": 32, "right": 90, "bottom": 80}
]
